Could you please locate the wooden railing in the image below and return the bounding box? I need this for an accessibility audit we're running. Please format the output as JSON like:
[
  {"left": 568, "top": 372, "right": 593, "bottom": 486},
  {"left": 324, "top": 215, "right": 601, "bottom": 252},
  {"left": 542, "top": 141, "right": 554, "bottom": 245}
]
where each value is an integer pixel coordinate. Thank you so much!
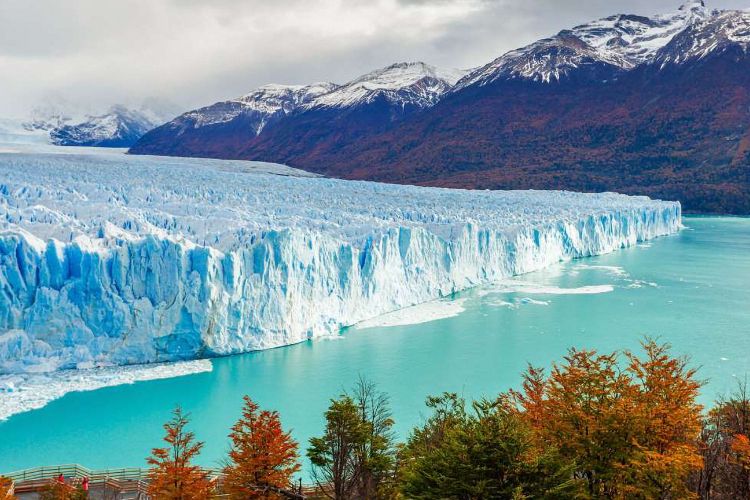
[
  {"left": 3, "top": 464, "right": 309, "bottom": 498},
  {"left": 5, "top": 463, "right": 150, "bottom": 483},
  {"left": 4, "top": 464, "right": 173, "bottom": 497}
]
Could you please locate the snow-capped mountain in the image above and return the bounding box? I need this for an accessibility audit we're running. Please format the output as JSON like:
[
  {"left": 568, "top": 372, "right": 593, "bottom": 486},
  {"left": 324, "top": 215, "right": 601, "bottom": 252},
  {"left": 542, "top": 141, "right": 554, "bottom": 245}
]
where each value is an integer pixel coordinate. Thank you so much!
[
  {"left": 17, "top": 101, "right": 181, "bottom": 148},
  {"left": 130, "top": 62, "right": 464, "bottom": 158},
  {"left": 162, "top": 82, "right": 337, "bottom": 138},
  {"left": 454, "top": 1, "right": 710, "bottom": 87},
  {"left": 23, "top": 111, "right": 70, "bottom": 133},
  {"left": 162, "top": 62, "right": 462, "bottom": 133},
  {"left": 307, "top": 62, "right": 465, "bottom": 110},
  {"left": 130, "top": 1, "right": 750, "bottom": 214},
  {"left": 654, "top": 8, "right": 750, "bottom": 66},
  {"left": 128, "top": 83, "right": 338, "bottom": 157},
  {"left": 49, "top": 106, "right": 159, "bottom": 147}
]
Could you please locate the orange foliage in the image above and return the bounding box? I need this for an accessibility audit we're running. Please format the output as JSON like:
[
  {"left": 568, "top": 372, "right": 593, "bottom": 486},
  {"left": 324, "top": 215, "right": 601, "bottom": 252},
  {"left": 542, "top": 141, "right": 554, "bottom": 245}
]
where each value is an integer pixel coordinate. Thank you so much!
[
  {"left": 222, "top": 396, "right": 300, "bottom": 499},
  {"left": 510, "top": 339, "right": 703, "bottom": 498},
  {"left": 624, "top": 341, "right": 703, "bottom": 497},
  {"left": 147, "top": 407, "right": 214, "bottom": 500},
  {"left": 0, "top": 476, "right": 14, "bottom": 500},
  {"left": 38, "top": 480, "right": 85, "bottom": 500},
  {"left": 731, "top": 433, "right": 750, "bottom": 470}
]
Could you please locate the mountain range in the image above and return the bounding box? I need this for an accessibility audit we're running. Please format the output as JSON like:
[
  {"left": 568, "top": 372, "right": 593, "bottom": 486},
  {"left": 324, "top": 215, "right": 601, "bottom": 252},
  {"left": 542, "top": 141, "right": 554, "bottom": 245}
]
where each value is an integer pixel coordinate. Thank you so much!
[
  {"left": 130, "top": 1, "right": 750, "bottom": 214},
  {"left": 22, "top": 101, "right": 180, "bottom": 147}
]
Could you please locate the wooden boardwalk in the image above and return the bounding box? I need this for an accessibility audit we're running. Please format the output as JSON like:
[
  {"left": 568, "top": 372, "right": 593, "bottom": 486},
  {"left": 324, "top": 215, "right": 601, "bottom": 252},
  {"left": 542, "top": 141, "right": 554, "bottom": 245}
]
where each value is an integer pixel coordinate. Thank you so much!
[
  {"left": 5, "top": 464, "right": 152, "bottom": 499},
  {"left": 3, "top": 464, "right": 312, "bottom": 499}
]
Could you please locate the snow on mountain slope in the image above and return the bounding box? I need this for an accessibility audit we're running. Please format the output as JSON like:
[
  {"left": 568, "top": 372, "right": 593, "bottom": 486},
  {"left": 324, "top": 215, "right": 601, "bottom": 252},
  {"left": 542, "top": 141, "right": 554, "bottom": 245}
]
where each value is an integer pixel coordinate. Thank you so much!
[
  {"left": 177, "top": 83, "right": 338, "bottom": 136},
  {"left": 18, "top": 102, "right": 181, "bottom": 148},
  {"left": 654, "top": 8, "right": 750, "bottom": 66},
  {"left": 307, "top": 62, "right": 466, "bottom": 109},
  {"left": 455, "top": 1, "right": 710, "bottom": 87},
  {"left": 49, "top": 106, "right": 158, "bottom": 147},
  {"left": 574, "top": 1, "right": 710, "bottom": 67},
  {"left": 0, "top": 147, "right": 680, "bottom": 373},
  {"left": 129, "top": 64, "right": 465, "bottom": 156},
  {"left": 145, "top": 63, "right": 462, "bottom": 141},
  {"left": 21, "top": 102, "right": 81, "bottom": 134}
]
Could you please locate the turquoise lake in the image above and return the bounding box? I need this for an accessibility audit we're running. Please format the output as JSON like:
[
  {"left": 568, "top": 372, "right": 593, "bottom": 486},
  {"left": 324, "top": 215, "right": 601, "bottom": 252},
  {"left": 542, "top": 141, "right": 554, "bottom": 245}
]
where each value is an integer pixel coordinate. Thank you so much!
[{"left": 1, "top": 216, "right": 749, "bottom": 474}]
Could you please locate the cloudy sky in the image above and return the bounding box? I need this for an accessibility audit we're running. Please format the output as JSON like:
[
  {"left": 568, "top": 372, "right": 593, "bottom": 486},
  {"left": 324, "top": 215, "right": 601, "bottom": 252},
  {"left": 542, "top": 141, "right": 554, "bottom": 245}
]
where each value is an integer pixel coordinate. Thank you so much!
[{"left": 0, "top": 0, "right": 746, "bottom": 117}]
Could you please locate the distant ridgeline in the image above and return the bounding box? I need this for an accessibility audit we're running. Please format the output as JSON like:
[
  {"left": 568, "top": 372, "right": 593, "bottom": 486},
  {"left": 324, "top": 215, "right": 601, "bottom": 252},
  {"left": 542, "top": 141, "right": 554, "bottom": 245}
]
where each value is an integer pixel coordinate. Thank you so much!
[
  {"left": 131, "top": 1, "right": 750, "bottom": 215},
  {"left": 20, "top": 102, "right": 180, "bottom": 148}
]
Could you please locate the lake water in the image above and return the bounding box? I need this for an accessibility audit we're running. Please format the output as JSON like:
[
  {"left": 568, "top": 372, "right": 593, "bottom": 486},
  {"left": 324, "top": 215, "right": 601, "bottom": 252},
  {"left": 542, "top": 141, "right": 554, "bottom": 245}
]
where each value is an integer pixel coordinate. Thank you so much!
[{"left": 1, "top": 216, "right": 749, "bottom": 475}]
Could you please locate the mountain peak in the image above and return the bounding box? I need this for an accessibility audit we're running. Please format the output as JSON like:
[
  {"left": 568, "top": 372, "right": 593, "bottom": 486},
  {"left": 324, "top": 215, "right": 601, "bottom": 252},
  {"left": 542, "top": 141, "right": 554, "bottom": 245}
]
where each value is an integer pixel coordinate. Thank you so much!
[
  {"left": 349, "top": 62, "right": 465, "bottom": 89},
  {"left": 306, "top": 62, "right": 467, "bottom": 110},
  {"left": 454, "top": 0, "right": 712, "bottom": 89},
  {"left": 171, "top": 82, "right": 339, "bottom": 135},
  {"left": 655, "top": 8, "right": 750, "bottom": 66},
  {"left": 238, "top": 82, "right": 337, "bottom": 104},
  {"left": 48, "top": 106, "right": 158, "bottom": 147},
  {"left": 679, "top": 0, "right": 705, "bottom": 11}
]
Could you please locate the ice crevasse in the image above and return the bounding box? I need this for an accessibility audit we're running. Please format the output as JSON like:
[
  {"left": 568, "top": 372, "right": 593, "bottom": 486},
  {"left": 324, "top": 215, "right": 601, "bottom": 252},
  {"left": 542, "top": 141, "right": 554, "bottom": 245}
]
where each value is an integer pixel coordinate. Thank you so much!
[{"left": 0, "top": 149, "right": 681, "bottom": 373}]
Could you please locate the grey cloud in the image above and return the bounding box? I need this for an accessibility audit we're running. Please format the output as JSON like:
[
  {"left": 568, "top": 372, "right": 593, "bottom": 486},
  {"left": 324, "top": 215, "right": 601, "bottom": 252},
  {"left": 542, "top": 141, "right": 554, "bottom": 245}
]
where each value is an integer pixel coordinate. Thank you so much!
[{"left": 0, "top": 0, "right": 747, "bottom": 117}]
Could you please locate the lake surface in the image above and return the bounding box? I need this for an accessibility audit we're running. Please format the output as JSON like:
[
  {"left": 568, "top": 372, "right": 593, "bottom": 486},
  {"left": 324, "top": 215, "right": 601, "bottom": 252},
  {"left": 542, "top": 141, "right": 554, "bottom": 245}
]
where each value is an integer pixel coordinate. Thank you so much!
[{"left": 1, "top": 216, "right": 749, "bottom": 475}]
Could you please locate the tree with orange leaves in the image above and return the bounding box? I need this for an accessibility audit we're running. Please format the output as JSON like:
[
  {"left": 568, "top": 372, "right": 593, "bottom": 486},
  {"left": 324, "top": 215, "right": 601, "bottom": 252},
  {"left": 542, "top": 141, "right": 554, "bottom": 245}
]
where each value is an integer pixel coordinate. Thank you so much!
[
  {"left": 222, "top": 396, "right": 301, "bottom": 499},
  {"left": 511, "top": 347, "right": 638, "bottom": 497},
  {"left": 624, "top": 340, "right": 703, "bottom": 498},
  {"left": 695, "top": 382, "right": 750, "bottom": 498},
  {"left": 38, "top": 480, "right": 86, "bottom": 500},
  {"left": 147, "top": 406, "right": 214, "bottom": 500},
  {"left": 730, "top": 434, "right": 750, "bottom": 473},
  {"left": 0, "top": 476, "right": 15, "bottom": 500},
  {"left": 510, "top": 339, "right": 703, "bottom": 498}
]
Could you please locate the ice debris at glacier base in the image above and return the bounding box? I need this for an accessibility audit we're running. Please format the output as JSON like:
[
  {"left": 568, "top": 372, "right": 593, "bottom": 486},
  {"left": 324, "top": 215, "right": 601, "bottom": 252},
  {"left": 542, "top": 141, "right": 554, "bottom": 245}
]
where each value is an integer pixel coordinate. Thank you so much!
[
  {"left": 0, "top": 147, "right": 681, "bottom": 373},
  {"left": 0, "top": 359, "right": 212, "bottom": 421}
]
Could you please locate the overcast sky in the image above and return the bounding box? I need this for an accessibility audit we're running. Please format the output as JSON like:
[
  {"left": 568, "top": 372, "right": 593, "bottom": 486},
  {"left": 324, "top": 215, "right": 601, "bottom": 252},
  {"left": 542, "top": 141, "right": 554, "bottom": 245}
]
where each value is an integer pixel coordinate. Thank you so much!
[{"left": 0, "top": 0, "right": 747, "bottom": 117}]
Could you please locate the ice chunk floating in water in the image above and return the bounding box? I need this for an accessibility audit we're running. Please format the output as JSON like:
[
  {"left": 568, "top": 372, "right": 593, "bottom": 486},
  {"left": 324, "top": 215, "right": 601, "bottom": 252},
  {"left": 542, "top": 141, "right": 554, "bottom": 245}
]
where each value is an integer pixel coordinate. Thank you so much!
[
  {"left": 0, "top": 147, "right": 681, "bottom": 373},
  {"left": 354, "top": 298, "right": 467, "bottom": 329}
]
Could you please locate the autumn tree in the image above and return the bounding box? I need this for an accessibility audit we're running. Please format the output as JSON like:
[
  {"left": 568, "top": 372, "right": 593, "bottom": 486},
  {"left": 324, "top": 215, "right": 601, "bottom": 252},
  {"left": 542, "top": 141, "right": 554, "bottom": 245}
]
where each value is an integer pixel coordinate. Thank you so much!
[
  {"left": 0, "top": 476, "right": 15, "bottom": 500},
  {"left": 694, "top": 381, "right": 750, "bottom": 499},
  {"left": 399, "top": 393, "right": 582, "bottom": 499},
  {"left": 511, "top": 348, "right": 637, "bottom": 497},
  {"left": 147, "top": 406, "right": 214, "bottom": 500},
  {"left": 509, "top": 339, "right": 703, "bottom": 498},
  {"left": 223, "top": 396, "right": 301, "bottom": 499},
  {"left": 624, "top": 340, "right": 703, "bottom": 498},
  {"left": 38, "top": 480, "right": 86, "bottom": 500}
]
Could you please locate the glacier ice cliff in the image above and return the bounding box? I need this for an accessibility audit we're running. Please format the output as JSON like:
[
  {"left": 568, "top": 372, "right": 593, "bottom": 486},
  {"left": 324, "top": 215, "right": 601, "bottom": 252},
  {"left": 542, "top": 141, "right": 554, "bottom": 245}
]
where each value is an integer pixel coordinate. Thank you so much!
[{"left": 0, "top": 147, "right": 681, "bottom": 373}]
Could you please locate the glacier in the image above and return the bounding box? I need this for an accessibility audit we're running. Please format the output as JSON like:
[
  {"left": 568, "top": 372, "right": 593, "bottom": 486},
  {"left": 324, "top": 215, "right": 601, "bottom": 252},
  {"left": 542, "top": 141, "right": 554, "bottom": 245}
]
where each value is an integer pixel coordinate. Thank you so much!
[{"left": 0, "top": 145, "right": 681, "bottom": 374}]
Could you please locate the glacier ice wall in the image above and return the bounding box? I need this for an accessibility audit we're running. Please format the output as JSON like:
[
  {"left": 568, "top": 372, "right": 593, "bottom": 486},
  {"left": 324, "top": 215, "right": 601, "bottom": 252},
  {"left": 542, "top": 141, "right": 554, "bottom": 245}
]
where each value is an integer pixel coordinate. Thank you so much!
[{"left": 0, "top": 147, "right": 681, "bottom": 373}]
